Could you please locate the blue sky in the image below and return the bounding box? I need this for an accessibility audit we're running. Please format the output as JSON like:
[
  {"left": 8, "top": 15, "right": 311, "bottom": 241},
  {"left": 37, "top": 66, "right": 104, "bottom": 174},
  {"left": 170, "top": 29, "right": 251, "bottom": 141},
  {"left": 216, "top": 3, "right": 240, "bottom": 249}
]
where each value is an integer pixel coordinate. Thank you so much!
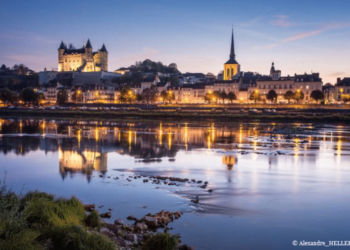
[{"left": 1, "top": 0, "right": 349, "bottom": 83}]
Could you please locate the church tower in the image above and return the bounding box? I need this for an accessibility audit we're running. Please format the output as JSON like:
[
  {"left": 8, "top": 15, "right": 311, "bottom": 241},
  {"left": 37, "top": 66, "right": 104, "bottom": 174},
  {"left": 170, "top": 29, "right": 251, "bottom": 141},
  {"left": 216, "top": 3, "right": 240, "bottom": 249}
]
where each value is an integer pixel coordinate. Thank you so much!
[{"left": 223, "top": 29, "right": 240, "bottom": 80}]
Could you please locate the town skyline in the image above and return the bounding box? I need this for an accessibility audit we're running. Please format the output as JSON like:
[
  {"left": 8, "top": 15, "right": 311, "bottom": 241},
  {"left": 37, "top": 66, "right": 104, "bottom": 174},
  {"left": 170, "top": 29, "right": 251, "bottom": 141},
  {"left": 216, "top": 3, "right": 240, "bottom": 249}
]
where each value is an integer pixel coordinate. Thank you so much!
[{"left": 1, "top": 0, "right": 350, "bottom": 84}]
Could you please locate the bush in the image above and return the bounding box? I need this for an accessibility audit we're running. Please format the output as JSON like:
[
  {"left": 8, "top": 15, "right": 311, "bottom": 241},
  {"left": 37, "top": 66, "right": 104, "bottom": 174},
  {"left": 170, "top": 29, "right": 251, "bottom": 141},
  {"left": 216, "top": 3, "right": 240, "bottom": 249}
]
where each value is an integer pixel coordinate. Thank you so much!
[
  {"left": 50, "top": 225, "right": 115, "bottom": 250},
  {"left": 0, "top": 229, "right": 42, "bottom": 250},
  {"left": 85, "top": 210, "right": 100, "bottom": 229},
  {"left": 0, "top": 175, "right": 115, "bottom": 250},
  {"left": 143, "top": 232, "right": 179, "bottom": 250},
  {"left": 26, "top": 195, "right": 85, "bottom": 228}
]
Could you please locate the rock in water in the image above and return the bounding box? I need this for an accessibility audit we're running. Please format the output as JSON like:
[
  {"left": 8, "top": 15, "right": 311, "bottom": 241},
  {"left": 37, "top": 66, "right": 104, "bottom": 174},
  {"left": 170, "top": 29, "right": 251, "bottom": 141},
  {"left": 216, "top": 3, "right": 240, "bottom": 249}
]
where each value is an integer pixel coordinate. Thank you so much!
[
  {"left": 144, "top": 216, "right": 158, "bottom": 227},
  {"left": 127, "top": 215, "right": 137, "bottom": 221},
  {"left": 100, "top": 212, "right": 112, "bottom": 218},
  {"left": 114, "top": 219, "right": 124, "bottom": 225}
]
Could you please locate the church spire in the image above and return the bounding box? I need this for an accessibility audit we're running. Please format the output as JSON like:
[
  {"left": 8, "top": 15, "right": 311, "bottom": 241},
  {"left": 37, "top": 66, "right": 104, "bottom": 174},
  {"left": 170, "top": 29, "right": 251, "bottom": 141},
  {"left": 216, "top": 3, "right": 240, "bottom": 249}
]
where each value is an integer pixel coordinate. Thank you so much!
[{"left": 230, "top": 29, "right": 235, "bottom": 59}]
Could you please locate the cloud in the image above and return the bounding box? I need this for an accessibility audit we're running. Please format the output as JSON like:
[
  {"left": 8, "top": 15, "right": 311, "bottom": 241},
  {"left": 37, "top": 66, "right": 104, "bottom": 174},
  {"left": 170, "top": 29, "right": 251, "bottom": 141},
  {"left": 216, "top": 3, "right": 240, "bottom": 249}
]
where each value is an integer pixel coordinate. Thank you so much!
[
  {"left": 255, "top": 22, "right": 350, "bottom": 50},
  {"left": 270, "top": 15, "right": 292, "bottom": 27},
  {"left": 283, "top": 29, "right": 322, "bottom": 42},
  {"left": 328, "top": 72, "right": 346, "bottom": 77}
]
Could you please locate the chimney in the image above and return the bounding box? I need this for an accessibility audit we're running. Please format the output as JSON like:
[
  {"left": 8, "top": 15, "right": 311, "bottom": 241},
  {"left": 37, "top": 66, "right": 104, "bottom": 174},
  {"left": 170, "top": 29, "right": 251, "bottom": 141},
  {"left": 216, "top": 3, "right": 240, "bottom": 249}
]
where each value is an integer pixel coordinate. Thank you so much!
[{"left": 337, "top": 78, "right": 341, "bottom": 84}]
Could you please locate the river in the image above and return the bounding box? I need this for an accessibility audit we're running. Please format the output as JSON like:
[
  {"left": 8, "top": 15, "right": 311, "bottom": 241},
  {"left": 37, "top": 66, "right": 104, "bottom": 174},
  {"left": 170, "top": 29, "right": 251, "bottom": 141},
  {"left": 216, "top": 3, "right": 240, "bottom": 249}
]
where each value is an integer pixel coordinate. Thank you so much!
[{"left": 1, "top": 117, "right": 349, "bottom": 249}]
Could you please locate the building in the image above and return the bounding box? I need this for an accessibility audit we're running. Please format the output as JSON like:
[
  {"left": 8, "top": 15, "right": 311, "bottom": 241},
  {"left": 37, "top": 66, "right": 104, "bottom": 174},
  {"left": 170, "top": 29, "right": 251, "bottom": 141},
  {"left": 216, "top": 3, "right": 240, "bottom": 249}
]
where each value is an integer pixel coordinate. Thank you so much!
[
  {"left": 247, "top": 63, "right": 323, "bottom": 103},
  {"left": 334, "top": 77, "right": 350, "bottom": 101},
  {"left": 323, "top": 83, "right": 336, "bottom": 103},
  {"left": 223, "top": 29, "right": 240, "bottom": 80},
  {"left": 179, "top": 73, "right": 207, "bottom": 85},
  {"left": 58, "top": 39, "right": 108, "bottom": 72}
]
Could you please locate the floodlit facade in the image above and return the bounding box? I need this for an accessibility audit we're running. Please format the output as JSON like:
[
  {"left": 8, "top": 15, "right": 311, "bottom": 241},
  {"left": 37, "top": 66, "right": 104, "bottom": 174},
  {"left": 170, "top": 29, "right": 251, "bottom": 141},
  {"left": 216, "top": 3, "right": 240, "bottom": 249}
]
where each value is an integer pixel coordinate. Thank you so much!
[{"left": 58, "top": 39, "right": 108, "bottom": 72}]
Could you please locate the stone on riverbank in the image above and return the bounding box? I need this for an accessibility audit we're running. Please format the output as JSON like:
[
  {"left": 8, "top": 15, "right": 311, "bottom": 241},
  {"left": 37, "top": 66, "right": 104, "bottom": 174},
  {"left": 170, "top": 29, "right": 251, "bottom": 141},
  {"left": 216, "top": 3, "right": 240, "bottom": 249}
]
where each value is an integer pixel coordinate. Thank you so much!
[{"left": 100, "top": 212, "right": 112, "bottom": 219}]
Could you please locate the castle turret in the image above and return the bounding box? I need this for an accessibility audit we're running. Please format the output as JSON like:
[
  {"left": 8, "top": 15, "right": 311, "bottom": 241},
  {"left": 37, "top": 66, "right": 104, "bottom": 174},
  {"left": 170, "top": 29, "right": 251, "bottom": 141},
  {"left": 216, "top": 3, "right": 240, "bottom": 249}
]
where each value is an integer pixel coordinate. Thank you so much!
[
  {"left": 58, "top": 41, "right": 65, "bottom": 72},
  {"left": 85, "top": 39, "right": 93, "bottom": 58},
  {"left": 99, "top": 44, "right": 108, "bottom": 71}
]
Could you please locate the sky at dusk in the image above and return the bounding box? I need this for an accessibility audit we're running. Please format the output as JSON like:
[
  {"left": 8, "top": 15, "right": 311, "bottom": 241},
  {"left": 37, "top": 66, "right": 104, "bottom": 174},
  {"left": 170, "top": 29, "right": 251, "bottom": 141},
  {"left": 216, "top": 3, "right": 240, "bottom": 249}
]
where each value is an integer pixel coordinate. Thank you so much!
[{"left": 1, "top": 0, "right": 349, "bottom": 84}]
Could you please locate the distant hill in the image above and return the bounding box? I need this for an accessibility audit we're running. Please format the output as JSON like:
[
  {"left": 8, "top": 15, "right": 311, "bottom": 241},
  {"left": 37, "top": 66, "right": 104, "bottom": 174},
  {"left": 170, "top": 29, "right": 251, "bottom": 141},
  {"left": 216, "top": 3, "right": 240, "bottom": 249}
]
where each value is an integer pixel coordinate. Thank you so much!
[{"left": 129, "top": 59, "right": 180, "bottom": 74}]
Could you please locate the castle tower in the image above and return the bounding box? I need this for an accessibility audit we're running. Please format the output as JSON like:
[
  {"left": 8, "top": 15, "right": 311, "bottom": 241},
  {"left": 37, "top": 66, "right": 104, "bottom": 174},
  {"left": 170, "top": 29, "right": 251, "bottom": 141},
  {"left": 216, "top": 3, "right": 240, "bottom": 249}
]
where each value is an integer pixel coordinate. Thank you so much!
[
  {"left": 84, "top": 39, "right": 94, "bottom": 72},
  {"left": 85, "top": 39, "right": 93, "bottom": 59},
  {"left": 223, "top": 29, "right": 240, "bottom": 80},
  {"left": 58, "top": 41, "right": 65, "bottom": 72},
  {"left": 99, "top": 44, "right": 108, "bottom": 71}
]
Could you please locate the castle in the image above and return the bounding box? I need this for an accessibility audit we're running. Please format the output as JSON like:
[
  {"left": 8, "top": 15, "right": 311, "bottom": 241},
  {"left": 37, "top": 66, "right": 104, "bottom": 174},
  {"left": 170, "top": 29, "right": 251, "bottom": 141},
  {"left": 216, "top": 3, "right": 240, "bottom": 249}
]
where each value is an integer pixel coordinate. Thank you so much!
[{"left": 58, "top": 39, "right": 108, "bottom": 72}]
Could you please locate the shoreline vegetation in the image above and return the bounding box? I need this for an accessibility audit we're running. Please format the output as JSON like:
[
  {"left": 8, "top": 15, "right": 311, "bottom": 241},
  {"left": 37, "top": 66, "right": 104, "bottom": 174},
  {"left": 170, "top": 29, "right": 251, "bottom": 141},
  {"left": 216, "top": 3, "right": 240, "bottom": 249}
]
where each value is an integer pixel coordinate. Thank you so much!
[
  {"left": 1, "top": 108, "right": 350, "bottom": 122},
  {"left": 0, "top": 176, "right": 193, "bottom": 250}
]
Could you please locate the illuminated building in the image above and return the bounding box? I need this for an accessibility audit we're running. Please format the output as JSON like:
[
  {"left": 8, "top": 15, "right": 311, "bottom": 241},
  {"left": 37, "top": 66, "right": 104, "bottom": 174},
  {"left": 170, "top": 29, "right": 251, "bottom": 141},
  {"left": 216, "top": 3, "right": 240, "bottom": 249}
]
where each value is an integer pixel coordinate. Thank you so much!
[
  {"left": 59, "top": 149, "right": 108, "bottom": 180},
  {"left": 58, "top": 39, "right": 108, "bottom": 72},
  {"left": 335, "top": 77, "right": 350, "bottom": 101},
  {"left": 223, "top": 29, "right": 240, "bottom": 80},
  {"left": 222, "top": 155, "right": 237, "bottom": 169}
]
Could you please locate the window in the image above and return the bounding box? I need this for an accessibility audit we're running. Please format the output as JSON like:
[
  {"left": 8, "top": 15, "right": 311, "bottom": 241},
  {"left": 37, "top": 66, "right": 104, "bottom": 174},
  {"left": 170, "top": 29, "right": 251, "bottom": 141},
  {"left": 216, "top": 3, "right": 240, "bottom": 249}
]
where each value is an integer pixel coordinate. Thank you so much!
[
  {"left": 227, "top": 69, "right": 229, "bottom": 77},
  {"left": 231, "top": 68, "right": 234, "bottom": 76}
]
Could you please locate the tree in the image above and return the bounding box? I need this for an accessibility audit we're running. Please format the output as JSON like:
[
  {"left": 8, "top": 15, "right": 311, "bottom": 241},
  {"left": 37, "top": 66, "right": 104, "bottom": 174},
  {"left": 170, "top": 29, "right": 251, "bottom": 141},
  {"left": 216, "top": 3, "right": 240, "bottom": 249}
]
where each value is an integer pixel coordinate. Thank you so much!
[
  {"left": 213, "top": 91, "right": 221, "bottom": 104},
  {"left": 160, "top": 90, "right": 167, "bottom": 103},
  {"left": 72, "top": 89, "right": 83, "bottom": 103},
  {"left": 119, "top": 87, "right": 136, "bottom": 104},
  {"left": 293, "top": 90, "right": 304, "bottom": 103},
  {"left": 204, "top": 92, "right": 213, "bottom": 104},
  {"left": 249, "top": 91, "right": 260, "bottom": 104},
  {"left": 310, "top": 90, "right": 325, "bottom": 104},
  {"left": 19, "top": 88, "right": 38, "bottom": 105},
  {"left": 136, "top": 93, "right": 143, "bottom": 103},
  {"left": 57, "top": 89, "right": 68, "bottom": 105},
  {"left": 0, "top": 87, "right": 17, "bottom": 104},
  {"left": 141, "top": 86, "right": 158, "bottom": 104},
  {"left": 266, "top": 89, "right": 278, "bottom": 103},
  {"left": 284, "top": 91, "right": 294, "bottom": 104},
  {"left": 37, "top": 93, "right": 45, "bottom": 105},
  {"left": 220, "top": 91, "right": 228, "bottom": 104},
  {"left": 164, "top": 90, "right": 175, "bottom": 103},
  {"left": 341, "top": 94, "right": 350, "bottom": 102},
  {"left": 227, "top": 91, "right": 237, "bottom": 103}
]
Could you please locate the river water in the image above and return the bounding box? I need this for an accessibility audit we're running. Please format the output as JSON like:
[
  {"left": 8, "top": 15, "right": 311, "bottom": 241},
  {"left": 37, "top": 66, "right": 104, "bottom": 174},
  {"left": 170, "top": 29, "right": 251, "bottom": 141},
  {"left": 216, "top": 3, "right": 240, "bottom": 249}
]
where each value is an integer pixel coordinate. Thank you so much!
[{"left": 0, "top": 117, "right": 350, "bottom": 249}]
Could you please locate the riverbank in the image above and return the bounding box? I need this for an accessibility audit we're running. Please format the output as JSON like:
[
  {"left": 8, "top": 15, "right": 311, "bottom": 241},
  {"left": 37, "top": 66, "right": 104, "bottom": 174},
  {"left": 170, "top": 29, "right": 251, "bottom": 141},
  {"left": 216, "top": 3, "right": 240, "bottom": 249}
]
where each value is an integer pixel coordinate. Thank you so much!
[
  {"left": 0, "top": 176, "right": 191, "bottom": 250},
  {"left": 1, "top": 108, "right": 350, "bottom": 122}
]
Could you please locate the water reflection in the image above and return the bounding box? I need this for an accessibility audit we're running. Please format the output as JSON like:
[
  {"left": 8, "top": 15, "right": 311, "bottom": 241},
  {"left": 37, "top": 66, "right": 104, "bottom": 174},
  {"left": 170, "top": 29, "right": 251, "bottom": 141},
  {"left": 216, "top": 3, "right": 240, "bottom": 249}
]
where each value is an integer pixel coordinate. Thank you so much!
[{"left": 1, "top": 118, "right": 350, "bottom": 180}]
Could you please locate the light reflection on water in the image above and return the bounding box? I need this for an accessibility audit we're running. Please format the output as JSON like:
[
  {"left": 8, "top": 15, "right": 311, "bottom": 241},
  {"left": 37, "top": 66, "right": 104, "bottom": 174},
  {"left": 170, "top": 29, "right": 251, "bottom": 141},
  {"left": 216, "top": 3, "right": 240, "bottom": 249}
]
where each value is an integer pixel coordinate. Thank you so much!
[{"left": 1, "top": 118, "right": 350, "bottom": 250}]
